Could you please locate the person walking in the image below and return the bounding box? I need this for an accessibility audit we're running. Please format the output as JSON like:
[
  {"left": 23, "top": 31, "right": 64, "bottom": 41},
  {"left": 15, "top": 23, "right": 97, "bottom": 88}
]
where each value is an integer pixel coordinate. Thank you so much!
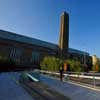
[{"left": 59, "top": 65, "right": 63, "bottom": 81}]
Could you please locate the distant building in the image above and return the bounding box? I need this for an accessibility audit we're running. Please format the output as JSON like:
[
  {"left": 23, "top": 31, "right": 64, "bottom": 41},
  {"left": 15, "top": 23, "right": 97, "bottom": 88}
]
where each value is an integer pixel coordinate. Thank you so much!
[
  {"left": 92, "top": 55, "right": 99, "bottom": 66},
  {"left": 0, "top": 11, "right": 92, "bottom": 71}
]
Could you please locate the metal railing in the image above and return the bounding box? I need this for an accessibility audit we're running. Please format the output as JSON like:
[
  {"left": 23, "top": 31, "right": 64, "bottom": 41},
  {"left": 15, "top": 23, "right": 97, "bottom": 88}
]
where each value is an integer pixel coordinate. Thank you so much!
[{"left": 40, "top": 70, "right": 100, "bottom": 89}]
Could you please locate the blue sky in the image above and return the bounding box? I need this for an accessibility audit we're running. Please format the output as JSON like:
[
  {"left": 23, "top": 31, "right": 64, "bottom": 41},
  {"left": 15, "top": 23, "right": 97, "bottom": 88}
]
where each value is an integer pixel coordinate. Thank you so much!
[{"left": 0, "top": 0, "right": 100, "bottom": 56}]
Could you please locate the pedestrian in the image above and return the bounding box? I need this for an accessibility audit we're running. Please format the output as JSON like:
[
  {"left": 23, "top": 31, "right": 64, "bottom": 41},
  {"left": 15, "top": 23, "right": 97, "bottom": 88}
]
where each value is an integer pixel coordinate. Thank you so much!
[{"left": 59, "top": 65, "right": 63, "bottom": 81}]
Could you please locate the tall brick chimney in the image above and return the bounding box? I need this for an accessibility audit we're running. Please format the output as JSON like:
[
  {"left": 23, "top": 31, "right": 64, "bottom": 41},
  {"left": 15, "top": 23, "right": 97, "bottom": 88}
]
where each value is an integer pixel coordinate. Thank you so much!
[{"left": 59, "top": 12, "right": 69, "bottom": 57}]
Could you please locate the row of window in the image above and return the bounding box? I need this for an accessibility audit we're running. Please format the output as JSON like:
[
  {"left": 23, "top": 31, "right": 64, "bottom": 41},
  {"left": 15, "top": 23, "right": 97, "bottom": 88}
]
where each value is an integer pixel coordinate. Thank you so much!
[{"left": 0, "top": 46, "right": 40, "bottom": 65}]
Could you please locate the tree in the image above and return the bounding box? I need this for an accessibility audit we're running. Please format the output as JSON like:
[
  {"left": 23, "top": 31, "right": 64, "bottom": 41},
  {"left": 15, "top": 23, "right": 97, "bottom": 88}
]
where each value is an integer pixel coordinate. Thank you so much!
[
  {"left": 65, "top": 59, "right": 83, "bottom": 72},
  {"left": 40, "top": 56, "right": 63, "bottom": 72}
]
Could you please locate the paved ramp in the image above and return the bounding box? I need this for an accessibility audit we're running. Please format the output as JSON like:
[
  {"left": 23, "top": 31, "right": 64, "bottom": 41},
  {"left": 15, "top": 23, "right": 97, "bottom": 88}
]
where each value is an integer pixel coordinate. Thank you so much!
[
  {"left": 0, "top": 73, "right": 34, "bottom": 100},
  {"left": 40, "top": 75, "right": 100, "bottom": 100}
]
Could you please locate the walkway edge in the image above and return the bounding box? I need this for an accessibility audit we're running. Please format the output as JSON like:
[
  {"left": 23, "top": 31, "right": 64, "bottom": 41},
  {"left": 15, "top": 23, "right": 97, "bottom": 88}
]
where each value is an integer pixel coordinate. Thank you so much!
[
  {"left": 66, "top": 81, "right": 100, "bottom": 92},
  {"left": 42, "top": 74, "right": 100, "bottom": 92}
]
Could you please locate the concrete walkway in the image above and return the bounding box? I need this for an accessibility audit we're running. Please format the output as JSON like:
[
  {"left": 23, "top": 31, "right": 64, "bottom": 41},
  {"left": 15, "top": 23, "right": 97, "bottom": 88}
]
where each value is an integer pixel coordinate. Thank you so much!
[
  {"left": 40, "top": 75, "right": 100, "bottom": 100},
  {"left": 0, "top": 73, "right": 34, "bottom": 100}
]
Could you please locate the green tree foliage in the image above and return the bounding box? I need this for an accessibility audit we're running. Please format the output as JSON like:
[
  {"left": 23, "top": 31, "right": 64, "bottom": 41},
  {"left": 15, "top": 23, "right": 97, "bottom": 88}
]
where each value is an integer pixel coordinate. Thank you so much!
[
  {"left": 65, "top": 59, "right": 83, "bottom": 72},
  {"left": 41, "top": 56, "right": 83, "bottom": 73},
  {"left": 41, "top": 56, "right": 63, "bottom": 72}
]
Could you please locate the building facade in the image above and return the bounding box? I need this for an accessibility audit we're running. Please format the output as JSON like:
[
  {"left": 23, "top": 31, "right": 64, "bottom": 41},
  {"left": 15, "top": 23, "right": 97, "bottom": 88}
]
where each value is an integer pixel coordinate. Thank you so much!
[{"left": 0, "top": 12, "right": 92, "bottom": 71}]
